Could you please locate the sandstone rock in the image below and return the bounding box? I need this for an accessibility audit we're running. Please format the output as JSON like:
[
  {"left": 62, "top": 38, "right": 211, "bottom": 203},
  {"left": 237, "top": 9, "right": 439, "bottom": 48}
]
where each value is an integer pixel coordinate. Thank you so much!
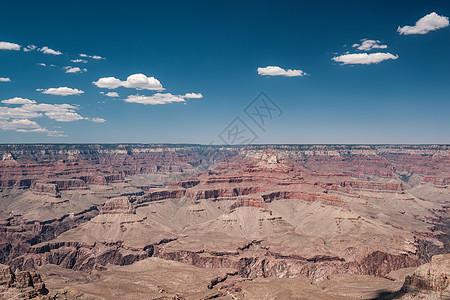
[
  {"left": 30, "top": 181, "right": 61, "bottom": 197},
  {"left": 401, "top": 254, "right": 450, "bottom": 298},
  {"left": 0, "top": 264, "right": 14, "bottom": 287},
  {"left": 100, "top": 196, "right": 134, "bottom": 214},
  {"left": 0, "top": 264, "right": 48, "bottom": 298},
  {"left": 0, "top": 144, "right": 449, "bottom": 299}
]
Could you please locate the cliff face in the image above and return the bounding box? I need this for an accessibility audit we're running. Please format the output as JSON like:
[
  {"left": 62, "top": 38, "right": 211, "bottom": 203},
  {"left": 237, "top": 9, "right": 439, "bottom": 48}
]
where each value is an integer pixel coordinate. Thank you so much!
[
  {"left": 0, "top": 264, "right": 48, "bottom": 299},
  {"left": 100, "top": 197, "right": 134, "bottom": 214},
  {"left": 0, "top": 144, "right": 231, "bottom": 190},
  {"left": 401, "top": 254, "right": 450, "bottom": 298},
  {"left": 0, "top": 144, "right": 448, "bottom": 297}
]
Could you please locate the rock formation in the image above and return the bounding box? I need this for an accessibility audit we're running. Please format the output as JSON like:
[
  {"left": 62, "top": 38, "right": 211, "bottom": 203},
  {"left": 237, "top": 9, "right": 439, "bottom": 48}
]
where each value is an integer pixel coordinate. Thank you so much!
[
  {"left": 0, "top": 144, "right": 448, "bottom": 298},
  {"left": 0, "top": 264, "right": 48, "bottom": 299},
  {"left": 400, "top": 254, "right": 450, "bottom": 299}
]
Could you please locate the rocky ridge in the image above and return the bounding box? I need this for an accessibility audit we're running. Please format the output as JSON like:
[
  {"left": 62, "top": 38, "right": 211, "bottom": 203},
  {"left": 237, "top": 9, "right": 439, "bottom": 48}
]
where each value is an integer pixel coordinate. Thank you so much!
[{"left": 0, "top": 144, "right": 448, "bottom": 298}]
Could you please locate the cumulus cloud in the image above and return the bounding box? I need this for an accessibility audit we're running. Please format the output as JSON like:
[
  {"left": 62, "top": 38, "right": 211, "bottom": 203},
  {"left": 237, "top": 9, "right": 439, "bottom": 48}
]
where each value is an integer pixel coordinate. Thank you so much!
[
  {"left": 71, "top": 59, "right": 87, "bottom": 63},
  {"left": 36, "top": 104, "right": 86, "bottom": 122},
  {"left": 1, "top": 43, "right": 67, "bottom": 56},
  {"left": 352, "top": 39, "right": 387, "bottom": 51},
  {"left": 0, "top": 118, "right": 40, "bottom": 130},
  {"left": 257, "top": 66, "right": 307, "bottom": 77},
  {"left": 64, "top": 67, "right": 81, "bottom": 73},
  {"left": 39, "top": 46, "right": 62, "bottom": 55},
  {"left": 184, "top": 93, "right": 203, "bottom": 99},
  {"left": 121, "top": 74, "right": 164, "bottom": 90},
  {"left": 100, "top": 92, "right": 119, "bottom": 97},
  {"left": 398, "top": 12, "right": 449, "bottom": 35},
  {"left": 79, "top": 53, "right": 105, "bottom": 60},
  {"left": 93, "top": 77, "right": 122, "bottom": 89},
  {"left": 63, "top": 66, "right": 87, "bottom": 74},
  {"left": 0, "top": 77, "right": 11, "bottom": 82},
  {"left": 0, "top": 98, "right": 88, "bottom": 136},
  {"left": 124, "top": 93, "right": 184, "bottom": 105},
  {"left": 0, "top": 106, "right": 41, "bottom": 119},
  {"left": 38, "top": 87, "right": 84, "bottom": 96},
  {"left": 0, "top": 103, "right": 85, "bottom": 122},
  {"left": 332, "top": 52, "right": 399, "bottom": 65},
  {"left": 1, "top": 97, "right": 36, "bottom": 104},
  {"left": 0, "top": 41, "right": 21, "bottom": 51},
  {"left": 91, "top": 117, "right": 106, "bottom": 123},
  {"left": 21, "top": 128, "right": 66, "bottom": 137},
  {"left": 23, "top": 45, "right": 37, "bottom": 52},
  {"left": 124, "top": 92, "right": 202, "bottom": 105},
  {"left": 93, "top": 73, "right": 164, "bottom": 91},
  {"left": 0, "top": 119, "right": 65, "bottom": 137}
]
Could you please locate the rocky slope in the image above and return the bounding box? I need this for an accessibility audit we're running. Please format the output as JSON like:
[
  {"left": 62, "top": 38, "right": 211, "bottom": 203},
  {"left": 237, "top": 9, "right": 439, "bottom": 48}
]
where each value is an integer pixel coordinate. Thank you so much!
[
  {"left": 0, "top": 263, "right": 48, "bottom": 299},
  {"left": 400, "top": 254, "right": 450, "bottom": 299},
  {"left": 0, "top": 144, "right": 448, "bottom": 298}
]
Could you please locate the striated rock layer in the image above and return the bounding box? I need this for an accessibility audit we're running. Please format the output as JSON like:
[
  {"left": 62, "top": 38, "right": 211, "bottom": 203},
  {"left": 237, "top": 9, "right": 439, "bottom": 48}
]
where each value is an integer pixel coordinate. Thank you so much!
[
  {"left": 400, "top": 254, "right": 450, "bottom": 299},
  {"left": 0, "top": 263, "right": 48, "bottom": 299},
  {"left": 0, "top": 144, "right": 449, "bottom": 298}
]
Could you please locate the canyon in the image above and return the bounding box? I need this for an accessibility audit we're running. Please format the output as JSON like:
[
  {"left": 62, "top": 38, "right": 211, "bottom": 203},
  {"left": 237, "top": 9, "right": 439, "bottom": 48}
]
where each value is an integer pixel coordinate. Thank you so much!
[{"left": 0, "top": 144, "right": 448, "bottom": 299}]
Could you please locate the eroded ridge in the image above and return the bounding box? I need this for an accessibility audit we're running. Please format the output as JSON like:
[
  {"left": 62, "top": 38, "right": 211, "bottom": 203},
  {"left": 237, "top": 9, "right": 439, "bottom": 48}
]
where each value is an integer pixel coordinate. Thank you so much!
[{"left": 0, "top": 144, "right": 448, "bottom": 298}]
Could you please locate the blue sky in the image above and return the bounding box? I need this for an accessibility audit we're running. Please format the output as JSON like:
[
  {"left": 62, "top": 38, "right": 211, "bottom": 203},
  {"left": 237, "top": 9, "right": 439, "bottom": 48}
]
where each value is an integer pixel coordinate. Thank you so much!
[{"left": 0, "top": 0, "right": 449, "bottom": 144}]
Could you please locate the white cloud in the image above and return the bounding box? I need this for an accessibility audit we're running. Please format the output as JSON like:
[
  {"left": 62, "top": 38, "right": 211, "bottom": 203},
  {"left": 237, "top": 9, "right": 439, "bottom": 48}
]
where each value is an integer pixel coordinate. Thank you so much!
[
  {"left": 184, "top": 93, "right": 203, "bottom": 99},
  {"left": 37, "top": 63, "right": 46, "bottom": 67},
  {"left": 63, "top": 66, "right": 86, "bottom": 73},
  {"left": 91, "top": 117, "right": 106, "bottom": 123},
  {"left": 0, "top": 103, "right": 85, "bottom": 122},
  {"left": 0, "top": 98, "right": 86, "bottom": 136},
  {"left": 23, "top": 45, "right": 37, "bottom": 52},
  {"left": 38, "top": 87, "right": 84, "bottom": 96},
  {"left": 352, "top": 39, "right": 387, "bottom": 51},
  {"left": 39, "top": 46, "right": 62, "bottom": 55},
  {"left": 124, "top": 93, "right": 202, "bottom": 105},
  {"left": 0, "top": 77, "right": 11, "bottom": 82},
  {"left": 0, "top": 41, "right": 21, "bottom": 51},
  {"left": 93, "top": 73, "right": 164, "bottom": 91},
  {"left": 80, "top": 53, "right": 105, "bottom": 60},
  {"left": 398, "top": 12, "right": 449, "bottom": 35},
  {"left": 71, "top": 59, "right": 87, "bottom": 63},
  {"left": 332, "top": 52, "right": 399, "bottom": 65},
  {"left": 93, "top": 77, "right": 122, "bottom": 89},
  {"left": 125, "top": 94, "right": 185, "bottom": 105},
  {"left": 38, "top": 105, "right": 85, "bottom": 122},
  {"left": 0, "top": 119, "right": 65, "bottom": 136},
  {"left": 257, "top": 66, "right": 307, "bottom": 77},
  {"left": 20, "top": 128, "right": 66, "bottom": 137},
  {"left": 101, "top": 92, "right": 119, "bottom": 97},
  {"left": 0, "top": 106, "right": 42, "bottom": 119},
  {"left": 0, "top": 119, "right": 40, "bottom": 130},
  {"left": 121, "top": 74, "right": 164, "bottom": 90},
  {"left": 1, "top": 97, "right": 36, "bottom": 104},
  {"left": 64, "top": 67, "right": 81, "bottom": 73}
]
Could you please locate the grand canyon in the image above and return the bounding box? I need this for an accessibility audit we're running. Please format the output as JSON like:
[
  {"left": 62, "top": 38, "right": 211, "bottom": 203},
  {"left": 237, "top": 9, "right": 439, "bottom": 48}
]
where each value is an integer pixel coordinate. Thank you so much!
[
  {"left": 2, "top": 1, "right": 450, "bottom": 298},
  {"left": 0, "top": 144, "right": 448, "bottom": 299}
]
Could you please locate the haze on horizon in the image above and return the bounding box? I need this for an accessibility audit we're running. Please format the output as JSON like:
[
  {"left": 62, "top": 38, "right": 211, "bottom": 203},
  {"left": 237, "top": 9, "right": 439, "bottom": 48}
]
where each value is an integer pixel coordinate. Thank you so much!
[{"left": 1, "top": 0, "right": 449, "bottom": 144}]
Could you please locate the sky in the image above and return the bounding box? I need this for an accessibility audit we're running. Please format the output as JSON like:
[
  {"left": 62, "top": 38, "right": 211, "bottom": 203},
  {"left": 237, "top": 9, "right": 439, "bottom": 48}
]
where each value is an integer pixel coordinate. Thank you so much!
[{"left": 0, "top": 0, "right": 449, "bottom": 144}]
